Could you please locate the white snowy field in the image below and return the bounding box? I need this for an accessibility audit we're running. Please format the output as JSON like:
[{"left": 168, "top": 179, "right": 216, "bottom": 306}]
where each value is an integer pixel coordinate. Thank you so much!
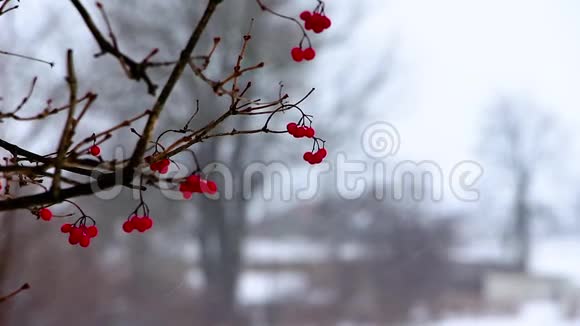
[{"left": 433, "top": 301, "right": 579, "bottom": 326}]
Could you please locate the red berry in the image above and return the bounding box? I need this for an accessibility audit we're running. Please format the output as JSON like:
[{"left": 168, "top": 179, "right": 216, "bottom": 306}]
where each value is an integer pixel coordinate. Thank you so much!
[
  {"left": 305, "top": 19, "right": 313, "bottom": 30},
  {"left": 79, "top": 236, "right": 91, "bottom": 248},
  {"left": 321, "top": 15, "right": 332, "bottom": 29},
  {"left": 305, "top": 127, "right": 315, "bottom": 138},
  {"left": 186, "top": 175, "right": 201, "bottom": 185},
  {"left": 142, "top": 216, "right": 153, "bottom": 230},
  {"left": 187, "top": 175, "right": 203, "bottom": 192},
  {"left": 311, "top": 148, "right": 327, "bottom": 164},
  {"left": 286, "top": 122, "right": 298, "bottom": 135},
  {"left": 303, "top": 152, "right": 314, "bottom": 163},
  {"left": 135, "top": 217, "right": 148, "bottom": 232},
  {"left": 69, "top": 227, "right": 83, "bottom": 244},
  {"left": 180, "top": 175, "right": 217, "bottom": 197},
  {"left": 311, "top": 12, "right": 321, "bottom": 22},
  {"left": 89, "top": 145, "right": 101, "bottom": 156},
  {"left": 70, "top": 226, "right": 83, "bottom": 239},
  {"left": 71, "top": 226, "right": 83, "bottom": 237},
  {"left": 311, "top": 13, "right": 324, "bottom": 33},
  {"left": 291, "top": 47, "right": 304, "bottom": 62},
  {"left": 182, "top": 191, "right": 193, "bottom": 199},
  {"left": 122, "top": 220, "right": 134, "bottom": 233},
  {"left": 203, "top": 180, "right": 218, "bottom": 194},
  {"left": 312, "top": 154, "right": 323, "bottom": 164},
  {"left": 68, "top": 234, "right": 80, "bottom": 245},
  {"left": 180, "top": 182, "right": 197, "bottom": 194},
  {"left": 293, "top": 126, "right": 306, "bottom": 138},
  {"left": 299, "top": 10, "right": 311, "bottom": 21},
  {"left": 38, "top": 208, "right": 52, "bottom": 221},
  {"left": 150, "top": 158, "right": 170, "bottom": 174},
  {"left": 87, "top": 225, "right": 98, "bottom": 238},
  {"left": 303, "top": 47, "right": 316, "bottom": 61},
  {"left": 313, "top": 26, "right": 324, "bottom": 34},
  {"left": 130, "top": 215, "right": 141, "bottom": 225},
  {"left": 61, "top": 223, "right": 72, "bottom": 233},
  {"left": 179, "top": 182, "right": 192, "bottom": 193}
]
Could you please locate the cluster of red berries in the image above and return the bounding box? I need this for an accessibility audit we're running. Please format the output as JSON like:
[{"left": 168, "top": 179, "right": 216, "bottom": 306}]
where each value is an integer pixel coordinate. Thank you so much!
[
  {"left": 290, "top": 6, "right": 332, "bottom": 62},
  {"left": 149, "top": 157, "right": 170, "bottom": 174},
  {"left": 291, "top": 47, "right": 316, "bottom": 62},
  {"left": 89, "top": 145, "right": 101, "bottom": 157},
  {"left": 61, "top": 223, "right": 99, "bottom": 248},
  {"left": 35, "top": 205, "right": 99, "bottom": 248},
  {"left": 179, "top": 174, "right": 217, "bottom": 199},
  {"left": 303, "top": 148, "right": 327, "bottom": 165},
  {"left": 300, "top": 10, "right": 332, "bottom": 33},
  {"left": 286, "top": 121, "right": 327, "bottom": 164},
  {"left": 287, "top": 123, "right": 315, "bottom": 138},
  {"left": 122, "top": 215, "right": 154, "bottom": 233},
  {"left": 38, "top": 207, "right": 53, "bottom": 221}
]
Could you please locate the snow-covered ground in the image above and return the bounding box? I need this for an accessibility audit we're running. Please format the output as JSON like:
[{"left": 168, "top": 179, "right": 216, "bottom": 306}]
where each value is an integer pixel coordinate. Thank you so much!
[
  {"left": 433, "top": 301, "right": 580, "bottom": 326},
  {"left": 439, "top": 235, "right": 580, "bottom": 325},
  {"left": 245, "top": 238, "right": 367, "bottom": 263},
  {"left": 454, "top": 235, "right": 580, "bottom": 287},
  {"left": 530, "top": 236, "right": 580, "bottom": 288}
]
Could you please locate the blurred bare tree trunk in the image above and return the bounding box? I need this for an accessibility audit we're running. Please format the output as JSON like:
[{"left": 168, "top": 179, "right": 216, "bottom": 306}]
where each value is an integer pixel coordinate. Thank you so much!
[
  {"left": 197, "top": 119, "right": 249, "bottom": 325},
  {"left": 482, "top": 97, "right": 558, "bottom": 273},
  {"left": 513, "top": 170, "right": 531, "bottom": 271}
]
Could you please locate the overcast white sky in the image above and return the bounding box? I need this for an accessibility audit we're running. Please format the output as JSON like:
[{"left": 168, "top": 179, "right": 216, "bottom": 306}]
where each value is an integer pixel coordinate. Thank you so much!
[
  {"left": 309, "top": 0, "right": 580, "bottom": 216},
  {"left": 344, "top": 0, "right": 580, "bottom": 162}
]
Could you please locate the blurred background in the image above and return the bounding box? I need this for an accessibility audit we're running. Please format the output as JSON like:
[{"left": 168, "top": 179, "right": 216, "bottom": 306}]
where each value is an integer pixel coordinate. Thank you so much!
[{"left": 2, "top": 0, "right": 580, "bottom": 325}]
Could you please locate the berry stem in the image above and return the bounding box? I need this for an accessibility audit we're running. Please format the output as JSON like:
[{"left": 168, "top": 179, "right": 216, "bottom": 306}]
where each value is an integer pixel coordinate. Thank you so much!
[{"left": 255, "top": 0, "right": 312, "bottom": 47}]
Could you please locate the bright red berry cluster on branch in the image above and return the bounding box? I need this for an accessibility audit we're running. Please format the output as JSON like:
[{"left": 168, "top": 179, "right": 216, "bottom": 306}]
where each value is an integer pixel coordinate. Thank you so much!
[
  {"left": 291, "top": 47, "right": 316, "bottom": 62},
  {"left": 287, "top": 122, "right": 315, "bottom": 138},
  {"left": 122, "top": 215, "right": 153, "bottom": 233},
  {"left": 148, "top": 157, "right": 170, "bottom": 174},
  {"left": 286, "top": 121, "right": 327, "bottom": 165},
  {"left": 300, "top": 10, "right": 332, "bottom": 33},
  {"left": 303, "top": 148, "right": 327, "bottom": 165},
  {"left": 34, "top": 202, "right": 99, "bottom": 248},
  {"left": 289, "top": 2, "right": 331, "bottom": 62},
  {"left": 179, "top": 174, "right": 217, "bottom": 199},
  {"left": 61, "top": 223, "right": 98, "bottom": 248}
]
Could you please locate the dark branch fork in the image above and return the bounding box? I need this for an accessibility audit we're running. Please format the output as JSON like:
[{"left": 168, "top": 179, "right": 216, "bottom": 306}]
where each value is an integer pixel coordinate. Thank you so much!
[{"left": 70, "top": 0, "right": 158, "bottom": 95}]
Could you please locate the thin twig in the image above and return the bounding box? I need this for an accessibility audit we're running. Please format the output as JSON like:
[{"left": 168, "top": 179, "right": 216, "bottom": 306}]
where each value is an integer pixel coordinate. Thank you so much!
[
  {"left": 0, "top": 50, "right": 54, "bottom": 67},
  {"left": 0, "top": 283, "right": 30, "bottom": 304}
]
